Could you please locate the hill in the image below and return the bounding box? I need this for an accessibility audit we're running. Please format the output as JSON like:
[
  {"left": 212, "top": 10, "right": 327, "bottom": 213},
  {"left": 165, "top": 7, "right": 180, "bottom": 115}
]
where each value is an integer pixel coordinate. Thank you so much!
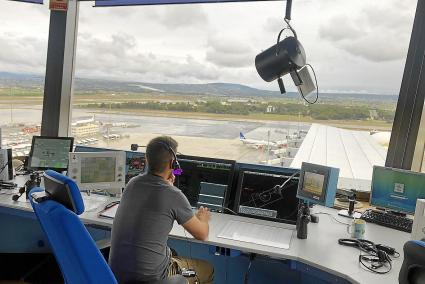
[{"left": 0, "top": 71, "right": 398, "bottom": 102}]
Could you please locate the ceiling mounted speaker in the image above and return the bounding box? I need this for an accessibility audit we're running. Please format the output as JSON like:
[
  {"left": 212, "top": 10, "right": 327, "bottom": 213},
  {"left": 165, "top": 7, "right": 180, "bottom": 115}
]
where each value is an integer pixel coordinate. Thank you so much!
[{"left": 255, "top": 36, "right": 306, "bottom": 83}]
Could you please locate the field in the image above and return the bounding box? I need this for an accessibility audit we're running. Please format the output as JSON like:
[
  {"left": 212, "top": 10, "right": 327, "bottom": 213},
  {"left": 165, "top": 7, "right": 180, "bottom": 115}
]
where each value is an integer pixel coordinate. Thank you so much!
[{"left": 0, "top": 87, "right": 395, "bottom": 131}]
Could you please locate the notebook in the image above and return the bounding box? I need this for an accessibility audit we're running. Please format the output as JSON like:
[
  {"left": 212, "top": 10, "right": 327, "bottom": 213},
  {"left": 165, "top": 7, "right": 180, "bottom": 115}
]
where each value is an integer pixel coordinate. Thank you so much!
[{"left": 98, "top": 202, "right": 119, "bottom": 219}]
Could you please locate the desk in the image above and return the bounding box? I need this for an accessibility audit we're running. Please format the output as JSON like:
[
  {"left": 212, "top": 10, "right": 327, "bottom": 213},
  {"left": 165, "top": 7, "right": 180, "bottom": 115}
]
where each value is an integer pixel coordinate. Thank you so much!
[{"left": 0, "top": 188, "right": 410, "bottom": 284}]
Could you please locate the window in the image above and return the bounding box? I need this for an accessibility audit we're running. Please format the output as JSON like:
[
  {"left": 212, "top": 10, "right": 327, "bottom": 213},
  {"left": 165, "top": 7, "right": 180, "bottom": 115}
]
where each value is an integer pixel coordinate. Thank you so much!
[
  {"left": 0, "top": 2, "right": 49, "bottom": 157},
  {"left": 71, "top": 0, "right": 416, "bottom": 188}
]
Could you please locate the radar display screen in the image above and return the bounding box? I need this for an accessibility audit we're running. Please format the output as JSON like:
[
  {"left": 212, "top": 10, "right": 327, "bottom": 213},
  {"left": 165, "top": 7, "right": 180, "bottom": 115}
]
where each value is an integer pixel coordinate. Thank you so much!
[
  {"left": 81, "top": 157, "right": 116, "bottom": 183},
  {"left": 74, "top": 146, "right": 146, "bottom": 184},
  {"left": 175, "top": 155, "right": 235, "bottom": 207},
  {"left": 236, "top": 170, "right": 299, "bottom": 224}
]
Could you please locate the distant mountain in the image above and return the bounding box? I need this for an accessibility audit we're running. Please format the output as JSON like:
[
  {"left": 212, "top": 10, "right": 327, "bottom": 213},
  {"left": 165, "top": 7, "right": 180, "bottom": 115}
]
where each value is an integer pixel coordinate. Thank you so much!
[
  {"left": 0, "top": 71, "right": 44, "bottom": 88},
  {"left": 0, "top": 71, "right": 399, "bottom": 102}
]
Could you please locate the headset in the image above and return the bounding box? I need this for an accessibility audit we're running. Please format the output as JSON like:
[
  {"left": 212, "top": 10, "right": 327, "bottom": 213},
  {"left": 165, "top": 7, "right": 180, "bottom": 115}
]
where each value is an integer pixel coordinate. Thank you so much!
[
  {"left": 338, "top": 238, "right": 399, "bottom": 274},
  {"left": 157, "top": 141, "right": 183, "bottom": 176}
]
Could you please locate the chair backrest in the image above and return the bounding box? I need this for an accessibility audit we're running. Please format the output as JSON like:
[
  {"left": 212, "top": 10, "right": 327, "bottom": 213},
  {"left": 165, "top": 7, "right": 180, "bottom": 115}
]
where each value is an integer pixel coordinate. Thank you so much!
[
  {"left": 29, "top": 170, "right": 117, "bottom": 284},
  {"left": 399, "top": 240, "right": 425, "bottom": 284}
]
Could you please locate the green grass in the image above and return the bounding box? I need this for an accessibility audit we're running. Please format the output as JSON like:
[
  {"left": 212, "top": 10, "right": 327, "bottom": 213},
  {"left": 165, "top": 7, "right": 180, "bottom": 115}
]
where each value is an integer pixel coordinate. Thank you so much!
[
  {"left": 0, "top": 87, "right": 394, "bottom": 130},
  {"left": 82, "top": 107, "right": 392, "bottom": 130}
]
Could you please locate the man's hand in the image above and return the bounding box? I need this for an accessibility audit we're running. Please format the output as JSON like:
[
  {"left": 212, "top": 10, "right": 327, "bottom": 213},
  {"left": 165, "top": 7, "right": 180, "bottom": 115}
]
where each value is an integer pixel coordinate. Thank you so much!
[
  {"left": 166, "top": 172, "right": 175, "bottom": 186},
  {"left": 196, "top": 206, "right": 211, "bottom": 223}
]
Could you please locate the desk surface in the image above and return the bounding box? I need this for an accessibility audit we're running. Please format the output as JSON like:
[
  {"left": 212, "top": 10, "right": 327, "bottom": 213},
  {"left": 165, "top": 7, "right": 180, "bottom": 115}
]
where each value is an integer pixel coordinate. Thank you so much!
[{"left": 0, "top": 185, "right": 409, "bottom": 284}]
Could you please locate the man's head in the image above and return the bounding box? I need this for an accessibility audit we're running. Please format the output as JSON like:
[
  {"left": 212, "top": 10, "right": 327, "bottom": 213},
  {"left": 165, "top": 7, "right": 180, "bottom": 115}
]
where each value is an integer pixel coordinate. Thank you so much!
[{"left": 146, "top": 136, "right": 178, "bottom": 175}]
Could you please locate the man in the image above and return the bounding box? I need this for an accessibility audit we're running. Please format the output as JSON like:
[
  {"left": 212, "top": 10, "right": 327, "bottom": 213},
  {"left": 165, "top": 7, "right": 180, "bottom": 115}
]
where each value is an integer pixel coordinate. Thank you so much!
[{"left": 109, "top": 136, "right": 214, "bottom": 284}]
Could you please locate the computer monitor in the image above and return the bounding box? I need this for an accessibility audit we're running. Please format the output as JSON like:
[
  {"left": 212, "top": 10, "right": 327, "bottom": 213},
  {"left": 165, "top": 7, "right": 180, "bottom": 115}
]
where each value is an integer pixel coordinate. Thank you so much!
[
  {"left": 28, "top": 136, "right": 74, "bottom": 171},
  {"left": 197, "top": 182, "right": 228, "bottom": 212},
  {"left": 68, "top": 151, "right": 126, "bottom": 195},
  {"left": 296, "top": 162, "right": 339, "bottom": 207},
  {"left": 370, "top": 166, "right": 425, "bottom": 214},
  {"left": 126, "top": 151, "right": 146, "bottom": 183},
  {"left": 74, "top": 146, "right": 146, "bottom": 184},
  {"left": 234, "top": 166, "right": 300, "bottom": 224},
  {"left": 175, "top": 155, "right": 236, "bottom": 209}
]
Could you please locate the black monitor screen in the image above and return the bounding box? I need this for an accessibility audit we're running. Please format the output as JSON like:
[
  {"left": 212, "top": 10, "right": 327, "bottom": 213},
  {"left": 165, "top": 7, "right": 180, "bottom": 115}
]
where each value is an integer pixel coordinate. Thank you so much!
[
  {"left": 126, "top": 151, "right": 146, "bottom": 183},
  {"left": 29, "top": 136, "right": 74, "bottom": 171},
  {"left": 44, "top": 175, "right": 76, "bottom": 213},
  {"left": 175, "top": 155, "right": 235, "bottom": 208},
  {"left": 235, "top": 170, "right": 299, "bottom": 224}
]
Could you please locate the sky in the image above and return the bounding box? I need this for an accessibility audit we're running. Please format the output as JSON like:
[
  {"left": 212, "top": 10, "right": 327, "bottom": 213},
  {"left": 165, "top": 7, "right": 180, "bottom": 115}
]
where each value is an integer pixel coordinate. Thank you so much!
[{"left": 0, "top": 0, "right": 417, "bottom": 94}]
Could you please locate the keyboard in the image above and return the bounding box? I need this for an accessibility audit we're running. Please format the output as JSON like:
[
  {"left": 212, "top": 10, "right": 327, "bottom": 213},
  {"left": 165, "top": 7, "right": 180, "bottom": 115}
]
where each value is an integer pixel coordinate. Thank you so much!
[
  {"left": 217, "top": 220, "right": 293, "bottom": 249},
  {"left": 361, "top": 209, "right": 413, "bottom": 233}
]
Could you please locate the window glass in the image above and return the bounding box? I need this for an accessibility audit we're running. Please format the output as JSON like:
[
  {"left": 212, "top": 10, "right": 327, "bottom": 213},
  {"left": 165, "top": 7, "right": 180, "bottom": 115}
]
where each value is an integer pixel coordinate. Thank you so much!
[
  {"left": 72, "top": 0, "right": 416, "bottom": 187},
  {"left": 0, "top": 2, "right": 49, "bottom": 157}
]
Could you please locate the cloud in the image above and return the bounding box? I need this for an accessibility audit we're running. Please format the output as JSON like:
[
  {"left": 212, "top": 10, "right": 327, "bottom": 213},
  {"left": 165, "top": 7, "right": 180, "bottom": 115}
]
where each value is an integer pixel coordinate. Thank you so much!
[
  {"left": 264, "top": 17, "right": 285, "bottom": 33},
  {"left": 318, "top": 0, "right": 415, "bottom": 62},
  {"left": 0, "top": 33, "right": 47, "bottom": 73},
  {"left": 159, "top": 6, "right": 208, "bottom": 29},
  {"left": 76, "top": 33, "right": 220, "bottom": 82},
  {"left": 205, "top": 36, "right": 254, "bottom": 68},
  {"left": 0, "top": 0, "right": 417, "bottom": 93}
]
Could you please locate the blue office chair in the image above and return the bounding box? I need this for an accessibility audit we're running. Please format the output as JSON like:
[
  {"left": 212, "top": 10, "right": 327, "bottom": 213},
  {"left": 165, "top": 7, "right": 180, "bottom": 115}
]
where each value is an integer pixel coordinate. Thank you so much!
[
  {"left": 399, "top": 240, "right": 425, "bottom": 284},
  {"left": 29, "top": 170, "right": 186, "bottom": 284}
]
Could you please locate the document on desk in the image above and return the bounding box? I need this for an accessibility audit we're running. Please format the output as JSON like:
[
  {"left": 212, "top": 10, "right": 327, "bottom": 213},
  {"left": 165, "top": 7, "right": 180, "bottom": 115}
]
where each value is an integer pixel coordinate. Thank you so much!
[
  {"left": 99, "top": 203, "right": 119, "bottom": 219},
  {"left": 217, "top": 220, "right": 293, "bottom": 249}
]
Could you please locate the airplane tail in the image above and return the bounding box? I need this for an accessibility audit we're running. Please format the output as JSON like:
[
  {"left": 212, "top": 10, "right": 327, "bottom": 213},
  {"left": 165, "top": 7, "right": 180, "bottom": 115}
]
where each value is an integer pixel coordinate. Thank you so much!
[{"left": 239, "top": 132, "right": 246, "bottom": 140}]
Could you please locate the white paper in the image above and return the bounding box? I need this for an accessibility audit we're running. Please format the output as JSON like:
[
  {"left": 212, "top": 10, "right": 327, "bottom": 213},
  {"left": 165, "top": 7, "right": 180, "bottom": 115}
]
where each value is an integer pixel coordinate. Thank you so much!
[
  {"left": 217, "top": 220, "right": 293, "bottom": 249},
  {"left": 99, "top": 203, "right": 119, "bottom": 219}
]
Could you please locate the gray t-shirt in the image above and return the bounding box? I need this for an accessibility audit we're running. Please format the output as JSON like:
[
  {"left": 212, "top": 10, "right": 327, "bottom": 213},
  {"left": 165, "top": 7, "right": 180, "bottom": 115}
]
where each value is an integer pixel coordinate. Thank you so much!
[{"left": 109, "top": 173, "right": 194, "bottom": 283}]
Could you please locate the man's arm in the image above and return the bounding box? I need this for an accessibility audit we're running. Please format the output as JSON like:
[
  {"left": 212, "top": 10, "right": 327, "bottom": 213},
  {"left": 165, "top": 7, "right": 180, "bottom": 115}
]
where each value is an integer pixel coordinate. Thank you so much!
[{"left": 182, "top": 207, "right": 211, "bottom": 241}]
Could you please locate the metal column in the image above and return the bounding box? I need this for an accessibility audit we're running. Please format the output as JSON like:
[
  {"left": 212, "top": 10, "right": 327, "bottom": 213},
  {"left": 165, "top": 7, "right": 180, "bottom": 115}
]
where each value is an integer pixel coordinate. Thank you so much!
[
  {"left": 386, "top": 0, "right": 425, "bottom": 170},
  {"left": 40, "top": 0, "right": 79, "bottom": 137}
]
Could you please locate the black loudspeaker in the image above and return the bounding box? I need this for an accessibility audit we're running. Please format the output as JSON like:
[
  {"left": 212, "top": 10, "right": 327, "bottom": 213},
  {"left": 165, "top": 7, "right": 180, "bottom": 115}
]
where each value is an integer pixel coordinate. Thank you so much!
[{"left": 255, "top": 36, "right": 306, "bottom": 83}]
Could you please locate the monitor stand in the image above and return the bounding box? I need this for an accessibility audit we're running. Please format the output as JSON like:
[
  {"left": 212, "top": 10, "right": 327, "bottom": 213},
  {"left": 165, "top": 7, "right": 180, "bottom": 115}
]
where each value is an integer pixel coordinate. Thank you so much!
[{"left": 337, "top": 193, "right": 362, "bottom": 219}]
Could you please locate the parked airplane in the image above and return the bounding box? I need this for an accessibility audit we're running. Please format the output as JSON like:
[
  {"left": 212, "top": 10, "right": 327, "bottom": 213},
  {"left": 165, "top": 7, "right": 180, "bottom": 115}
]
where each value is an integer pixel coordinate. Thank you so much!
[{"left": 239, "top": 132, "right": 287, "bottom": 149}]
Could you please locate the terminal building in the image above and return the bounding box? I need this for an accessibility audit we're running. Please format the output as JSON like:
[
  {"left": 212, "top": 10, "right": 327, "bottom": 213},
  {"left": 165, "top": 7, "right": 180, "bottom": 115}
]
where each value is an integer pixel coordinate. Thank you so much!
[{"left": 1, "top": 0, "right": 425, "bottom": 284}]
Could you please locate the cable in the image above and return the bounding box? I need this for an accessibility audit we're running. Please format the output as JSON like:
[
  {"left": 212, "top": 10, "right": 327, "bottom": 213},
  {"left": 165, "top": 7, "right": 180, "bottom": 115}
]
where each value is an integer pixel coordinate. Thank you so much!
[
  {"left": 224, "top": 256, "right": 228, "bottom": 284},
  {"left": 275, "top": 17, "right": 298, "bottom": 56},
  {"left": 182, "top": 229, "right": 199, "bottom": 283},
  {"left": 338, "top": 239, "right": 397, "bottom": 274},
  {"left": 278, "top": 171, "right": 299, "bottom": 190},
  {"left": 275, "top": 27, "right": 291, "bottom": 56},
  {"left": 359, "top": 251, "right": 392, "bottom": 274},
  {"left": 284, "top": 18, "right": 297, "bottom": 39},
  {"left": 298, "top": 63, "right": 319, "bottom": 105},
  {"left": 222, "top": 207, "right": 238, "bottom": 215},
  {"left": 244, "top": 253, "right": 256, "bottom": 284}
]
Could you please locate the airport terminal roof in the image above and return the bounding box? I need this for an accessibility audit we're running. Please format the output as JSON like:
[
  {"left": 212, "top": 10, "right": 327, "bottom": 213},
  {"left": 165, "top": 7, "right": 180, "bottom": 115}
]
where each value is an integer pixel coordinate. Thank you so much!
[{"left": 290, "top": 123, "right": 387, "bottom": 192}]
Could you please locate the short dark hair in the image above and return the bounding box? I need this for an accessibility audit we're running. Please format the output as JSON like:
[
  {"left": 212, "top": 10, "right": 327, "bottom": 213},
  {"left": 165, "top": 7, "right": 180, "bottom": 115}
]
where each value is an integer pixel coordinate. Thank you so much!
[{"left": 146, "top": 136, "right": 178, "bottom": 174}]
